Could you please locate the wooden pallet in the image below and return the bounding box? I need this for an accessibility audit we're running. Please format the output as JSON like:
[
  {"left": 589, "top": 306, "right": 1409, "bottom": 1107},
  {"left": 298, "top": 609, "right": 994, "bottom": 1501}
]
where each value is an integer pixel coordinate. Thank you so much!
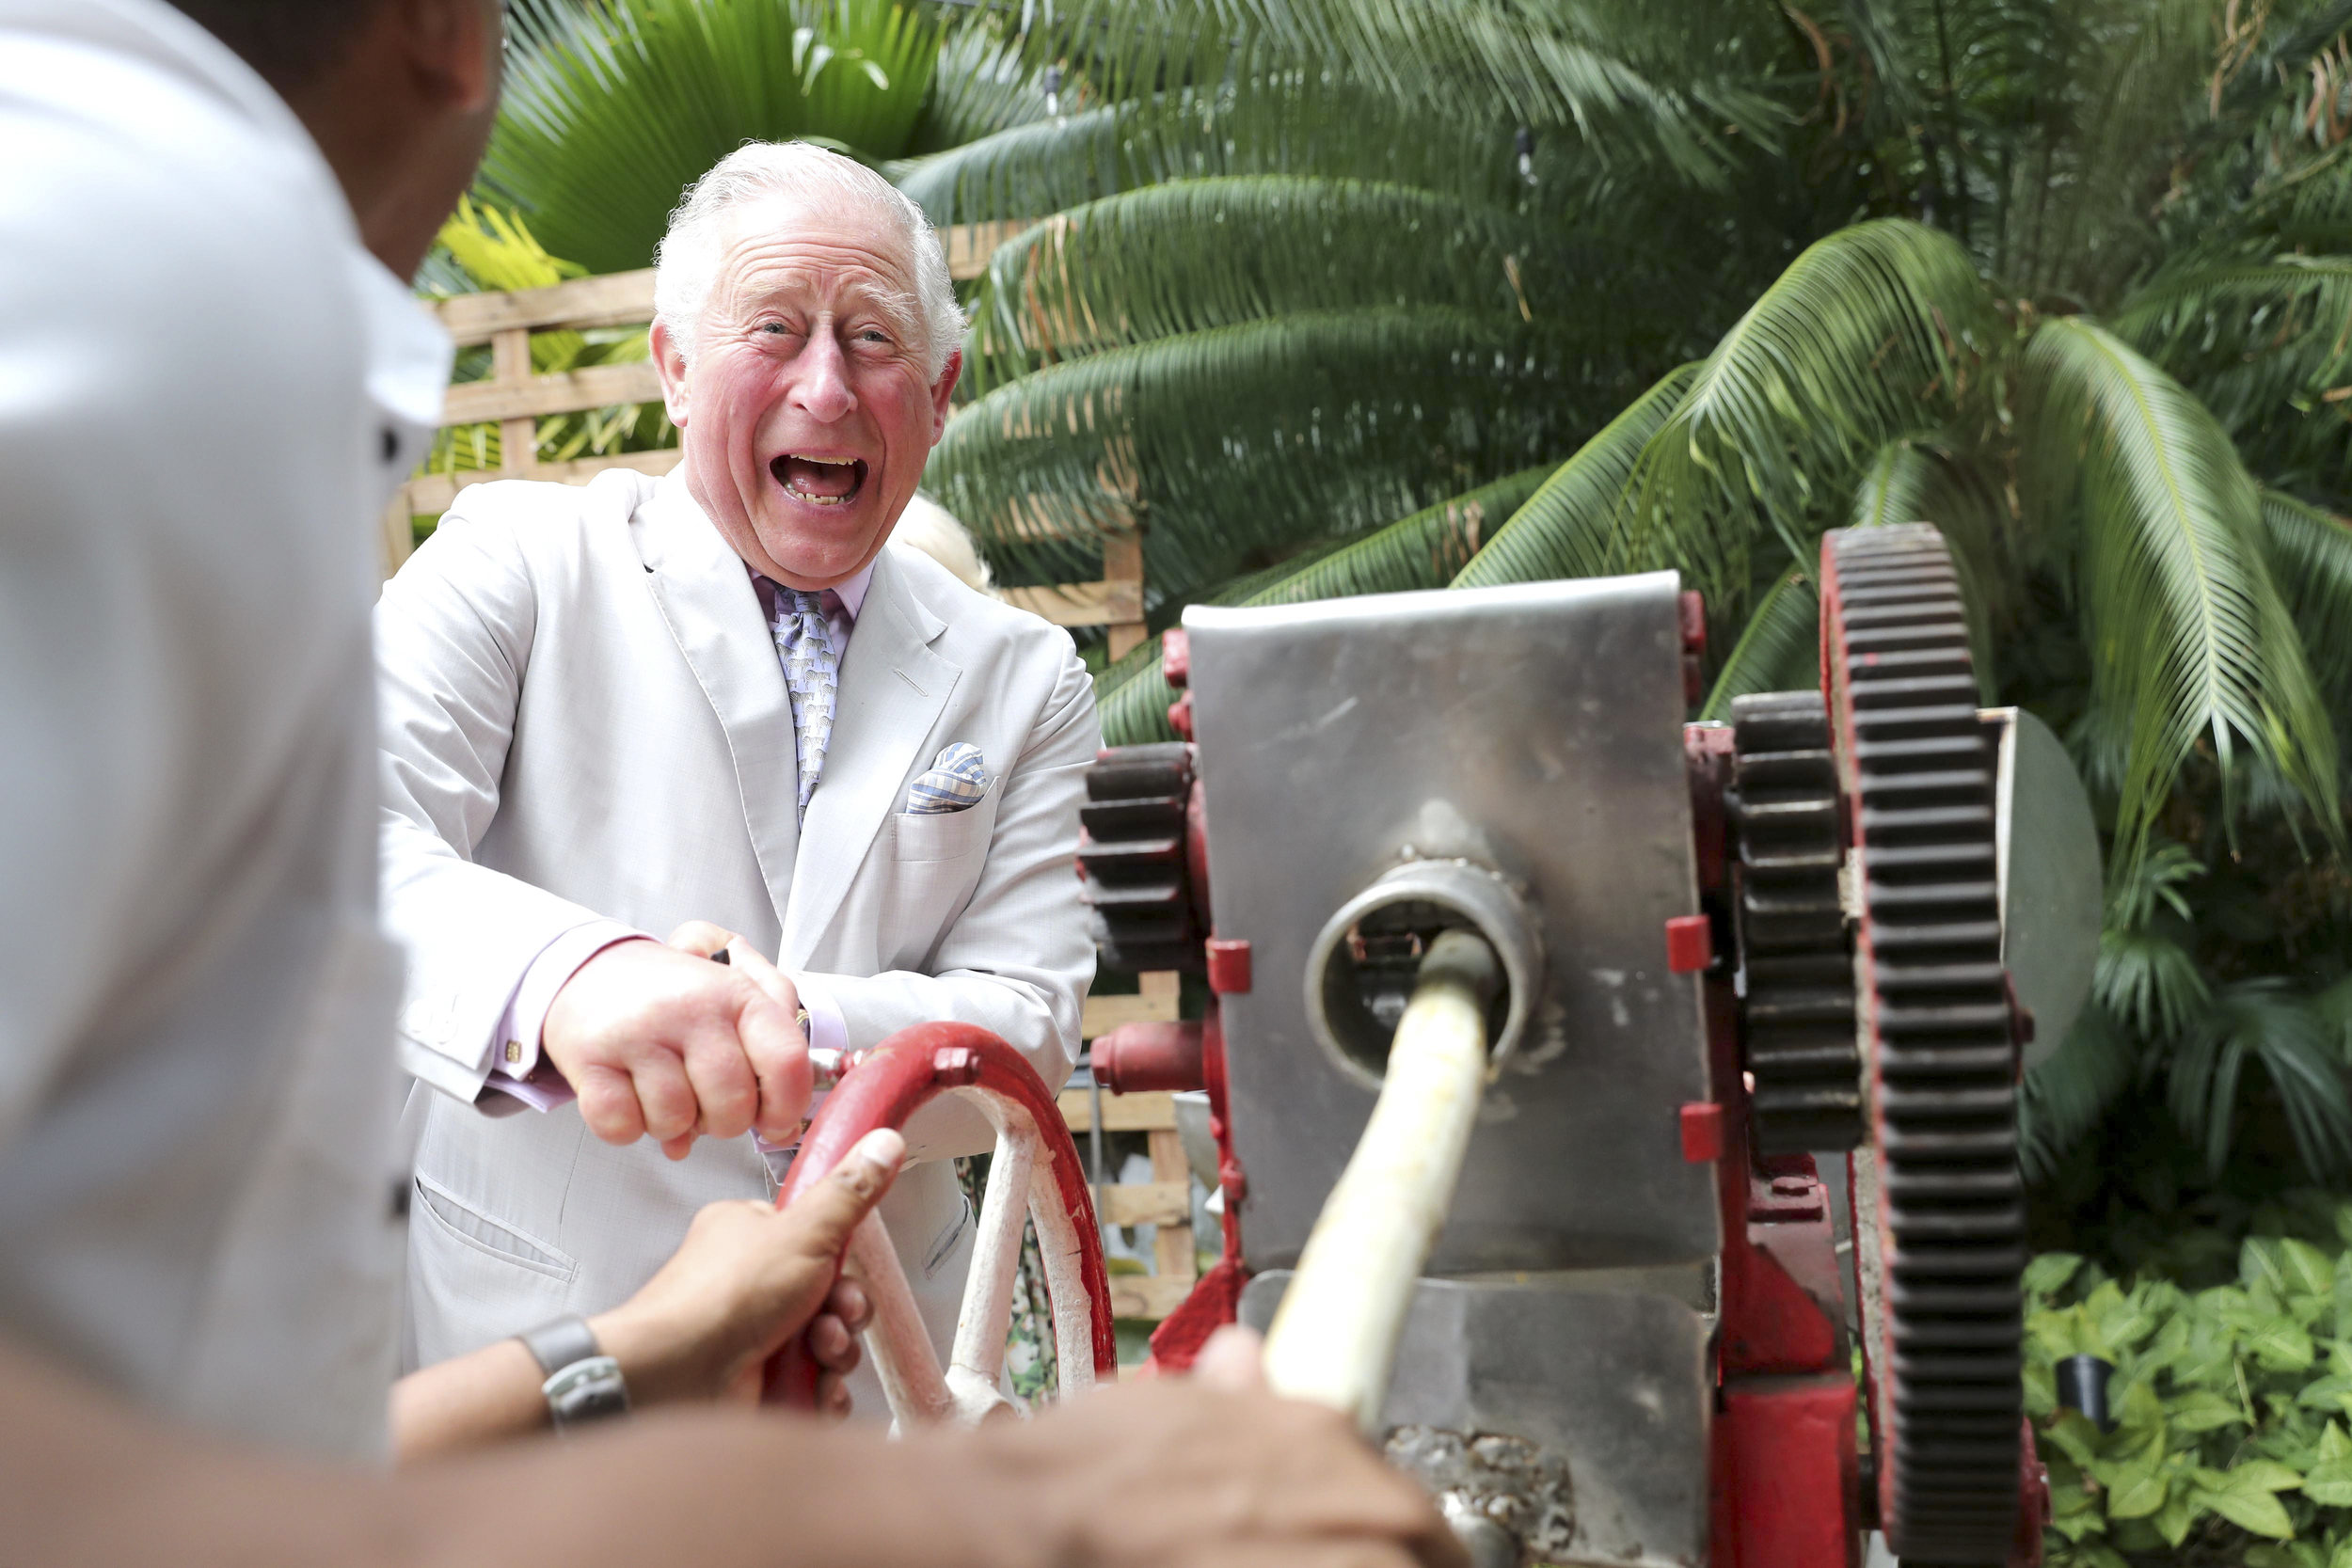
[{"left": 1063, "top": 972, "right": 1196, "bottom": 1320}]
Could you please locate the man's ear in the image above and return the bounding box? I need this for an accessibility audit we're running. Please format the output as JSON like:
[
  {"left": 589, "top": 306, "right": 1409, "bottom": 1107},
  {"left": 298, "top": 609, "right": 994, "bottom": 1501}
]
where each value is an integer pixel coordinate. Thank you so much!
[
  {"left": 651, "top": 321, "right": 692, "bottom": 427},
  {"left": 398, "top": 0, "right": 501, "bottom": 113},
  {"left": 929, "top": 350, "right": 961, "bottom": 440}
]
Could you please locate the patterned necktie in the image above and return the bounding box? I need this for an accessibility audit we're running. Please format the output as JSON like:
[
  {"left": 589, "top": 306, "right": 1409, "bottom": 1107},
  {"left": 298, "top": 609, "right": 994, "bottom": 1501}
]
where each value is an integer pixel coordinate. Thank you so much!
[{"left": 770, "top": 586, "right": 838, "bottom": 816}]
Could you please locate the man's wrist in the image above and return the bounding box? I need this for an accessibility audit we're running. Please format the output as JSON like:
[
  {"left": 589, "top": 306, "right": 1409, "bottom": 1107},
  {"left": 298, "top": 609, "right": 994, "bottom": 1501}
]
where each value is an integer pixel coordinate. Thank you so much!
[{"left": 585, "top": 1303, "right": 712, "bottom": 1411}]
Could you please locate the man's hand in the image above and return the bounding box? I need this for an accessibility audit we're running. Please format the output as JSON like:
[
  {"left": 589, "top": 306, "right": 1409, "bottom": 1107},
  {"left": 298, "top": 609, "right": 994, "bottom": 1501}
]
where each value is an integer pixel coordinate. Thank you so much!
[
  {"left": 590, "top": 1127, "right": 904, "bottom": 1417},
  {"left": 541, "top": 936, "right": 810, "bottom": 1158},
  {"left": 966, "top": 1331, "right": 1468, "bottom": 1568}
]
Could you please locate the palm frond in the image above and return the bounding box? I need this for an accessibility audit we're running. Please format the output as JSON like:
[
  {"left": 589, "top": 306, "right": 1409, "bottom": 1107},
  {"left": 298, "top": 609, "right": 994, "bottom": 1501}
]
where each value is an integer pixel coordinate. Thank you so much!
[
  {"left": 2166, "top": 978, "right": 2352, "bottom": 1179},
  {"left": 1847, "top": 436, "right": 2013, "bottom": 692},
  {"left": 893, "top": 73, "right": 1552, "bottom": 229},
  {"left": 2093, "top": 926, "right": 2210, "bottom": 1042},
  {"left": 925, "top": 309, "right": 1617, "bottom": 605},
  {"left": 1450, "top": 362, "right": 1697, "bottom": 588},
  {"left": 1229, "top": 467, "right": 1556, "bottom": 607},
  {"left": 903, "top": 23, "right": 1052, "bottom": 154},
  {"left": 2018, "top": 315, "right": 2340, "bottom": 861},
  {"left": 1097, "top": 633, "right": 1183, "bottom": 749},
  {"left": 1015, "top": 0, "right": 1788, "bottom": 188},
  {"left": 1609, "top": 219, "right": 1999, "bottom": 620},
  {"left": 2262, "top": 486, "right": 2352, "bottom": 705},
  {"left": 485, "top": 0, "right": 941, "bottom": 276},
  {"left": 2106, "top": 836, "right": 2206, "bottom": 930},
  {"left": 2019, "top": 1003, "right": 2141, "bottom": 1184},
  {"left": 961, "top": 178, "right": 1581, "bottom": 393},
  {"left": 1090, "top": 467, "right": 1558, "bottom": 747},
  {"left": 2111, "top": 255, "right": 2352, "bottom": 440},
  {"left": 1699, "top": 571, "right": 1820, "bottom": 721}
]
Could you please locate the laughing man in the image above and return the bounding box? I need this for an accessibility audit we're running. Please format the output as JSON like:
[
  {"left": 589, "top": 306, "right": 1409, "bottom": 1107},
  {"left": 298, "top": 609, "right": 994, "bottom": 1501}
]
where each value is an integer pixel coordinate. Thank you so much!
[{"left": 379, "top": 141, "right": 1095, "bottom": 1409}]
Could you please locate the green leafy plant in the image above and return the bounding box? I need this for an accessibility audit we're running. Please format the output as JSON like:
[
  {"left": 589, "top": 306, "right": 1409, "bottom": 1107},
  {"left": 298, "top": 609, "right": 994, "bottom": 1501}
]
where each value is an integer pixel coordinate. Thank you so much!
[
  {"left": 2027, "top": 1201, "right": 2352, "bottom": 1565},
  {"left": 921, "top": 0, "right": 2352, "bottom": 1207},
  {"left": 418, "top": 200, "right": 670, "bottom": 482},
  {"left": 482, "top": 0, "right": 949, "bottom": 276}
]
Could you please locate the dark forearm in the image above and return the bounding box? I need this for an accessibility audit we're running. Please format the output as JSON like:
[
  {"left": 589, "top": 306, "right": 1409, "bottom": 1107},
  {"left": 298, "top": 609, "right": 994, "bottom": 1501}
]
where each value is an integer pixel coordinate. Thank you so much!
[
  {"left": 4, "top": 1336, "right": 1048, "bottom": 1568},
  {"left": 390, "top": 1335, "right": 548, "bottom": 1462}
]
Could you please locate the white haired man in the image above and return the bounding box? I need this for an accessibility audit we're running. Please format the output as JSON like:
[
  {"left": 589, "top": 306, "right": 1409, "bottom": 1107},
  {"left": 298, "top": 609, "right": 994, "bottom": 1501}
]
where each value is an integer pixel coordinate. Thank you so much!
[{"left": 381, "top": 141, "right": 1089, "bottom": 1410}]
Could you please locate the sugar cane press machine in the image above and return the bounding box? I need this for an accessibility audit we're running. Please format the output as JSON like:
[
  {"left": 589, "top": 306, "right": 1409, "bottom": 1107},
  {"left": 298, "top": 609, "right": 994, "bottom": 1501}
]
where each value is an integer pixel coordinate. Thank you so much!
[{"left": 1073, "top": 524, "right": 2106, "bottom": 1568}]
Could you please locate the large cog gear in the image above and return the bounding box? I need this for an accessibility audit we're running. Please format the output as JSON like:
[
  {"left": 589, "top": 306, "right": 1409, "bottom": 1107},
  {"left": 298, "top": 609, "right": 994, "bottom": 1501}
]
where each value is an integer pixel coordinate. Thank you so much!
[
  {"left": 1823, "top": 524, "right": 2025, "bottom": 1565},
  {"left": 1730, "top": 689, "right": 1863, "bottom": 1155},
  {"left": 1077, "top": 742, "right": 1203, "bottom": 974}
]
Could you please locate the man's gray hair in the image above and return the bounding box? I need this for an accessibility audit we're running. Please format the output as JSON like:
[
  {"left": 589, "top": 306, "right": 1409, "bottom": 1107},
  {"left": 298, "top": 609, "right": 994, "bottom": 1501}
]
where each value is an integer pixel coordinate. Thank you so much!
[{"left": 653, "top": 141, "right": 967, "bottom": 379}]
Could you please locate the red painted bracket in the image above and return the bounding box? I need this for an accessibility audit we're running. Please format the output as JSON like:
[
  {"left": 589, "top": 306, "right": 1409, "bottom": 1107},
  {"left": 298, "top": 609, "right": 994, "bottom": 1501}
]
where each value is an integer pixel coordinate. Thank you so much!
[
  {"left": 1206, "top": 936, "right": 1252, "bottom": 994},
  {"left": 1680, "top": 1101, "right": 1725, "bottom": 1163},
  {"left": 1666, "top": 913, "right": 1713, "bottom": 974}
]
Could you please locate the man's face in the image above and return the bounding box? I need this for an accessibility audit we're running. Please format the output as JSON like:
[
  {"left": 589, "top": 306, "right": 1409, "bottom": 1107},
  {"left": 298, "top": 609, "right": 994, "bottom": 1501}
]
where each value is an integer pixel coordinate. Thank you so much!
[{"left": 656, "top": 192, "right": 961, "bottom": 591}]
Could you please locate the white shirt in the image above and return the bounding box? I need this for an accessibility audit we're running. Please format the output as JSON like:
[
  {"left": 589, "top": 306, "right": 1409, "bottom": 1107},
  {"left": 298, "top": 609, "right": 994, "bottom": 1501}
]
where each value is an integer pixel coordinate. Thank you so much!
[{"left": 0, "top": 0, "right": 449, "bottom": 1456}]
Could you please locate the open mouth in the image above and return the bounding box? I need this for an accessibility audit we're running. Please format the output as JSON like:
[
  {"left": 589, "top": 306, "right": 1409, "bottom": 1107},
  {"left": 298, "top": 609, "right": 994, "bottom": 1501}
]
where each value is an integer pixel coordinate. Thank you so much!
[{"left": 771, "top": 452, "right": 868, "bottom": 507}]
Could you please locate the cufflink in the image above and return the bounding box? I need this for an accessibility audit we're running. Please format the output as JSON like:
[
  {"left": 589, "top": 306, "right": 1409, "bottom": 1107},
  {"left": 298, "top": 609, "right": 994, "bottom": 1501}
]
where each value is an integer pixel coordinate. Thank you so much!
[{"left": 503, "top": 1039, "right": 523, "bottom": 1065}]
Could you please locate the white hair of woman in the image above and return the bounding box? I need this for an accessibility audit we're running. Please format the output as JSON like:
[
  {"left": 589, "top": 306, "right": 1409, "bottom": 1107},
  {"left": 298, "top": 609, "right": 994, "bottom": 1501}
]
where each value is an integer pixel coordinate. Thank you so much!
[
  {"left": 652, "top": 140, "right": 966, "bottom": 378},
  {"left": 890, "top": 494, "right": 997, "bottom": 596}
]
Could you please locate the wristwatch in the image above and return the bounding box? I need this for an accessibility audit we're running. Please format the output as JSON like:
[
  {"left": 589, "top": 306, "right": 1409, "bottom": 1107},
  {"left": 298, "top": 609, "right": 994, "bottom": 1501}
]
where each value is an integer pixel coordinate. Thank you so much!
[{"left": 517, "top": 1314, "right": 628, "bottom": 1432}]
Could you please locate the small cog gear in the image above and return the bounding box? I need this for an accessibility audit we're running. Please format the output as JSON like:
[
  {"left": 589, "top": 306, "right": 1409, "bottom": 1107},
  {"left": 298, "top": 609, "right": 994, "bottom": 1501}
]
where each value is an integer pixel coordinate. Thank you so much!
[
  {"left": 1077, "top": 742, "right": 1203, "bottom": 974},
  {"left": 1729, "top": 689, "right": 1863, "bottom": 1155}
]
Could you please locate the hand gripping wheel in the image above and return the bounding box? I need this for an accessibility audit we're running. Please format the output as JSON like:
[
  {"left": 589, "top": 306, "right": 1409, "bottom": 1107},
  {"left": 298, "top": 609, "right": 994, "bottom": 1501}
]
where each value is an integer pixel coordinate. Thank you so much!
[{"left": 763, "top": 1023, "right": 1119, "bottom": 1424}]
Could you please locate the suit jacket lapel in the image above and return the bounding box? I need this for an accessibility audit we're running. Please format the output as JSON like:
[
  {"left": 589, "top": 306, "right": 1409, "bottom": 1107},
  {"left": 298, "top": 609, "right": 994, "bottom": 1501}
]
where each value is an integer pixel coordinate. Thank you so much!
[
  {"left": 631, "top": 475, "right": 803, "bottom": 932},
  {"left": 781, "top": 547, "right": 958, "bottom": 968}
]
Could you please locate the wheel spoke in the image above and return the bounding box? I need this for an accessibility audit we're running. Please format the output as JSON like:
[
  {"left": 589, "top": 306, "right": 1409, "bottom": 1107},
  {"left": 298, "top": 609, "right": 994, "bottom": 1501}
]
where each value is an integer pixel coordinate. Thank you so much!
[
  {"left": 950, "top": 1128, "right": 1035, "bottom": 1391},
  {"left": 845, "top": 1211, "right": 954, "bottom": 1427},
  {"left": 1026, "top": 1151, "right": 1100, "bottom": 1398}
]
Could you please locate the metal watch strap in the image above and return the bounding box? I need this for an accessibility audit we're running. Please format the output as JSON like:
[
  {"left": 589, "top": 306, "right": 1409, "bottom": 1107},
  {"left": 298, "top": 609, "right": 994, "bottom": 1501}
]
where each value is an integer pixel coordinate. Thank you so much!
[{"left": 516, "top": 1314, "right": 628, "bottom": 1430}]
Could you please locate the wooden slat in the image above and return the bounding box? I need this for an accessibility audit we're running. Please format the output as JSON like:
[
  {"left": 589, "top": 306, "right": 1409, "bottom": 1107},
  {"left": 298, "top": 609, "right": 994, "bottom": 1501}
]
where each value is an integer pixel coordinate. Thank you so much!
[
  {"left": 437, "top": 269, "right": 659, "bottom": 343},
  {"left": 1107, "top": 1274, "right": 1198, "bottom": 1321},
  {"left": 1102, "top": 531, "right": 1147, "bottom": 660},
  {"left": 944, "top": 219, "right": 1026, "bottom": 281},
  {"left": 380, "top": 494, "right": 416, "bottom": 577},
  {"left": 1057, "top": 1088, "right": 1177, "bottom": 1132},
  {"left": 1001, "top": 578, "right": 1145, "bottom": 629},
  {"left": 1079, "top": 984, "right": 1182, "bottom": 1041},
  {"left": 1148, "top": 1127, "right": 1196, "bottom": 1280},
  {"left": 1097, "top": 1180, "right": 1191, "bottom": 1228},
  {"left": 401, "top": 448, "right": 683, "bottom": 518},
  {"left": 442, "top": 359, "right": 665, "bottom": 424}
]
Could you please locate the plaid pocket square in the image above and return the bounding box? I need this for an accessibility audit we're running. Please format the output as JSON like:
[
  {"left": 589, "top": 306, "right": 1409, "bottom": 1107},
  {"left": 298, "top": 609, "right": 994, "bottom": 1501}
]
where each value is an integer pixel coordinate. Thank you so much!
[{"left": 906, "top": 742, "right": 989, "bottom": 814}]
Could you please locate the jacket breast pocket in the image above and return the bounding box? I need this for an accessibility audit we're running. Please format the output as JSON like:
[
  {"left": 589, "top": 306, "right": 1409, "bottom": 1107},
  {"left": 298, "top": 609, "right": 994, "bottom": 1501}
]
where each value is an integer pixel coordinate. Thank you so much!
[{"left": 891, "top": 777, "right": 1000, "bottom": 864}]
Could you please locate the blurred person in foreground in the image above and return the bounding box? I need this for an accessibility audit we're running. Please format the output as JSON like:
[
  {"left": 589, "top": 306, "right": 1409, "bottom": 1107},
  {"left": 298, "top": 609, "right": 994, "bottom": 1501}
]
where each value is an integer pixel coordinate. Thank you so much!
[
  {"left": 381, "top": 139, "right": 1085, "bottom": 1417},
  {"left": 0, "top": 2, "right": 1464, "bottom": 1565}
]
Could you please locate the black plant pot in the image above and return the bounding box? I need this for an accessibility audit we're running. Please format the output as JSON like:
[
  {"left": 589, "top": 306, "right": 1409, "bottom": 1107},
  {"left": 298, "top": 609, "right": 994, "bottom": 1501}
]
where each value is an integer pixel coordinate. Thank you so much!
[{"left": 2054, "top": 1353, "right": 2115, "bottom": 1431}]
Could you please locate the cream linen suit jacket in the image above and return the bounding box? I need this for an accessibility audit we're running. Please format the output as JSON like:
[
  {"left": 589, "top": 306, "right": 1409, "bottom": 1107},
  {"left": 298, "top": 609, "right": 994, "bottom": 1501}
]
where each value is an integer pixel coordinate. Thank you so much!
[{"left": 378, "top": 468, "right": 1098, "bottom": 1374}]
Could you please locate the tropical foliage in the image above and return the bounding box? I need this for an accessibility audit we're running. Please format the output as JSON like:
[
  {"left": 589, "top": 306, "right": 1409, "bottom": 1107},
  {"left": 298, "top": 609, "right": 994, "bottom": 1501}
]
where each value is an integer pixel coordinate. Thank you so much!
[
  {"left": 898, "top": 0, "right": 2352, "bottom": 1212},
  {"left": 420, "top": 0, "right": 2352, "bottom": 1226},
  {"left": 418, "top": 199, "right": 666, "bottom": 480},
  {"left": 2028, "top": 1197, "right": 2352, "bottom": 1566}
]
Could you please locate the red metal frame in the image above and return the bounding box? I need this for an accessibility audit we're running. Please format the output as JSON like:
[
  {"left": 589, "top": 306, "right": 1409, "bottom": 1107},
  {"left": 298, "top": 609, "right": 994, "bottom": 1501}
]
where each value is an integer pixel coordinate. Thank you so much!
[
  {"left": 762, "top": 1022, "right": 1120, "bottom": 1407},
  {"left": 1689, "top": 721, "right": 1861, "bottom": 1568}
]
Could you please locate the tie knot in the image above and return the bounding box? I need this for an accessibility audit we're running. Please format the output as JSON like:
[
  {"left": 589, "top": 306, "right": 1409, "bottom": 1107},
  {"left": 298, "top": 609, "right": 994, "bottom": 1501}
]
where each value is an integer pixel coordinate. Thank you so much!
[{"left": 787, "top": 587, "right": 827, "bottom": 619}]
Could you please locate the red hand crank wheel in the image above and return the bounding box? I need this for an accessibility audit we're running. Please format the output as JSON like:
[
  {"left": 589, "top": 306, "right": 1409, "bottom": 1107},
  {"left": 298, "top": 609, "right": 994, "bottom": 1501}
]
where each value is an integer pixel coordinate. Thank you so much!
[{"left": 765, "top": 1022, "right": 1118, "bottom": 1423}]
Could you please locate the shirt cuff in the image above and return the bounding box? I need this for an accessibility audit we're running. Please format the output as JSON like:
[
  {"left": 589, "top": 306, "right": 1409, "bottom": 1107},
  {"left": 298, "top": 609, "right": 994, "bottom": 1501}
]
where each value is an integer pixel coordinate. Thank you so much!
[
  {"left": 790, "top": 971, "right": 849, "bottom": 1056},
  {"left": 479, "top": 921, "right": 649, "bottom": 1111},
  {"left": 751, "top": 973, "right": 841, "bottom": 1178}
]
